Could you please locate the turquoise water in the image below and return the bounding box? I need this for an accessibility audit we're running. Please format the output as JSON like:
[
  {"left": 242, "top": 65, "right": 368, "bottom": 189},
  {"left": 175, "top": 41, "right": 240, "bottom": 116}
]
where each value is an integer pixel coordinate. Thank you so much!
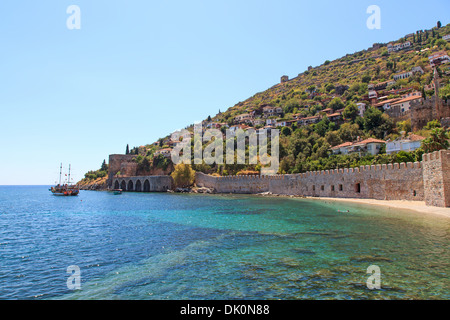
[{"left": 0, "top": 186, "right": 448, "bottom": 300}]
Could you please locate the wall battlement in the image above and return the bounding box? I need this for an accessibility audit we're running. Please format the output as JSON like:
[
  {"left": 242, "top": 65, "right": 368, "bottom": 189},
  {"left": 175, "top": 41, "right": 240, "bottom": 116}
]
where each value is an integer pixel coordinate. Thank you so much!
[{"left": 196, "top": 151, "right": 450, "bottom": 207}]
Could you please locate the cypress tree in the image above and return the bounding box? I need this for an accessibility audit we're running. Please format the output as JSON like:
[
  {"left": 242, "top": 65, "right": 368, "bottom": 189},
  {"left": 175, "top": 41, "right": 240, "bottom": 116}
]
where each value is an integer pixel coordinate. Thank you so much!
[{"left": 126, "top": 144, "right": 129, "bottom": 155}]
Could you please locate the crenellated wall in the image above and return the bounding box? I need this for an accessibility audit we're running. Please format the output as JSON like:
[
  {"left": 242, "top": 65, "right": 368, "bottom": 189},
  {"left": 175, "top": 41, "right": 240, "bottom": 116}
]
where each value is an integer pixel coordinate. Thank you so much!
[
  {"left": 196, "top": 161, "right": 425, "bottom": 202},
  {"left": 197, "top": 150, "right": 450, "bottom": 207}
]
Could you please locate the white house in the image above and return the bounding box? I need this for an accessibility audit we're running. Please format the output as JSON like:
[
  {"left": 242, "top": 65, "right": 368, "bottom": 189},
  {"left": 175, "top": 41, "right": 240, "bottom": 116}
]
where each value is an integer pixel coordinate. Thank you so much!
[
  {"left": 443, "top": 34, "right": 450, "bottom": 41},
  {"left": 393, "top": 71, "right": 413, "bottom": 81},
  {"left": 386, "top": 134, "right": 425, "bottom": 154},
  {"left": 368, "top": 90, "right": 378, "bottom": 99},
  {"left": 266, "top": 118, "right": 277, "bottom": 126},
  {"left": 387, "top": 41, "right": 411, "bottom": 53},
  {"left": 411, "top": 66, "right": 424, "bottom": 74},
  {"left": 356, "top": 103, "right": 366, "bottom": 117}
]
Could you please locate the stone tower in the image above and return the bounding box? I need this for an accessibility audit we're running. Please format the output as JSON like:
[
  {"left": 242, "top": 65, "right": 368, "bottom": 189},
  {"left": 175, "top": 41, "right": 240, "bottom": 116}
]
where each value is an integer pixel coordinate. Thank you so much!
[{"left": 433, "top": 67, "right": 442, "bottom": 119}]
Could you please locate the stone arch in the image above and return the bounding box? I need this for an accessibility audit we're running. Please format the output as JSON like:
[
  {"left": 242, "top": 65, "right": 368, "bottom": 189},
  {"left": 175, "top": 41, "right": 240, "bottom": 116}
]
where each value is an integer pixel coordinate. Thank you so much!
[
  {"left": 120, "top": 180, "right": 126, "bottom": 191},
  {"left": 143, "top": 179, "right": 150, "bottom": 192},
  {"left": 114, "top": 180, "right": 120, "bottom": 189},
  {"left": 127, "top": 180, "right": 134, "bottom": 192},
  {"left": 135, "top": 180, "right": 142, "bottom": 192}
]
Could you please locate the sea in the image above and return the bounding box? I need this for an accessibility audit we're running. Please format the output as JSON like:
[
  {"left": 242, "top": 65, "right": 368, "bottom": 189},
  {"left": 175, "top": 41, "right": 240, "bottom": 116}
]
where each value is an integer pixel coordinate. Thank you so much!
[{"left": 0, "top": 186, "right": 448, "bottom": 300}]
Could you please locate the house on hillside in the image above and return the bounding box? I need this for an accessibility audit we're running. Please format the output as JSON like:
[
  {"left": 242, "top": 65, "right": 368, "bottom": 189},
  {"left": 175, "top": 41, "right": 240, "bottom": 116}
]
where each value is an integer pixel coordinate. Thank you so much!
[
  {"left": 389, "top": 94, "right": 422, "bottom": 113},
  {"left": 262, "top": 106, "right": 283, "bottom": 118},
  {"left": 369, "top": 80, "right": 396, "bottom": 92},
  {"left": 387, "top": 41, "right": 411, "bottom": 53},
  {"left": 393, "top": 71, "right": 413, "bottom": 81},
  {"left": 374, "top": 98, "right": 403, "bottom": 111},
  {"left": 356, "top": 103, "right": 367, "bottom": 117},
  {"left": 155, "top": 148, "right": 172, "bottom": 158},
  {"left": 251, "top": 118, "right": 265, "bottom": 127},
  {"left": 330, "top": 138, "right": 386, "bottom": 156},
  {"left": 386, "top": 133, "right": 425, "bottom": 155},
  {"left": 429, "top": 51, "right": 450, "bottom": 67},
  {"left": 297, "top": 115, "right": 321, "bottom": 126},
  {"left": 234, "top": 113, "right": 253, "bottom": 124},
  {"left": 229, "top": 124, "right": 251, "bottom": 133}
]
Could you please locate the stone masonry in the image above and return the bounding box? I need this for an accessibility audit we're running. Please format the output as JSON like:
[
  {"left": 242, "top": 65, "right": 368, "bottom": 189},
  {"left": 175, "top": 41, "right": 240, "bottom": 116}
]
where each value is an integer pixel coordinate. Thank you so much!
[
  {"left": 196, "top": 150, "right": 450, "bottom": 208},
  {"left": 422, "top": 149, "right": 450, "bottom": 207}
]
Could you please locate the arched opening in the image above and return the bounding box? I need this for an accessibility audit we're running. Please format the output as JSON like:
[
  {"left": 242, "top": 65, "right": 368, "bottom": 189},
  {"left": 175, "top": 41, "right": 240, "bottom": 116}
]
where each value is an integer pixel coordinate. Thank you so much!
[
  {"left": 120, "top": 180, "right": 126, "bottom": 191},
  {"left": 143, "top": 179, "right": 150, "bottom": 192},
  {"left": 114, "top": 180, "right": 120, "bottom": 189},
  {"left": 135, "top": 180, "right": 142, "bottom": 192},
  {"left": 127, "top": 180, "right": 134, "bottom": 192}
]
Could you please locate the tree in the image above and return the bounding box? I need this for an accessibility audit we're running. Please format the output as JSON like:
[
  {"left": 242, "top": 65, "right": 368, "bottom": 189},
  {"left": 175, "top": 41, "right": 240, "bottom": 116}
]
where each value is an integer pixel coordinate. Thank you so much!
[
  {"left": 328, "top": 97, "right": 345, "bottom": 111},
  {"left": 397, "top": 119, "right": 411, "bottom": 134},
  {"left": 439, "top": 84, "right": 450, "bottom": 102},
  {"left": 363, "top": 107, "right": 394, "bottom": 139},
  {"left": 424, "top": 120, "right": 441, "bottom": 130},
  {"left": 437, "top": 21, "right": 442, "bottom": 29},
  {"left": 314, "top": 116, "right": 331, "bottom": 136},
  {"left": 421, "top": 128, "right": 449, "bottom": 153},
  {"left": 361, "top": 74, "right": 371, "bottom": 83},
  {"left": 343, "top": 103, "right": 359, "bottom": 122},
  {"left": 281, "top": 126, "right": 292, "bottom": 136},
  {"left": 337, "top": 122, "right": 363, "bottom": 142},
  {"left": 171, "top": 163, "right": 196, "bottom": 188},
  {"left": 101, "top": 159, "right": 108, "bottom": 171},
  {"left": 126, "top": 144, "right": 129, "bottom": 155}
]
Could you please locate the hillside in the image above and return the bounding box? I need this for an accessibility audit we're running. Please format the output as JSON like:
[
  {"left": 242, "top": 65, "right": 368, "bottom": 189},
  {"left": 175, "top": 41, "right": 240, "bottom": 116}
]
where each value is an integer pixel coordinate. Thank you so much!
[{"left": 81, "top": 22, "right": 450, "bottom": 184}]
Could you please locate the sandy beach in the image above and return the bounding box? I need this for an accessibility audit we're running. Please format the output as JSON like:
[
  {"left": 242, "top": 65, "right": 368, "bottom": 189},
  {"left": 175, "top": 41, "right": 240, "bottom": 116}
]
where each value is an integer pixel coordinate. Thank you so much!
[{"left": 306, "top": 197, "right": 450, "bottom": 218}]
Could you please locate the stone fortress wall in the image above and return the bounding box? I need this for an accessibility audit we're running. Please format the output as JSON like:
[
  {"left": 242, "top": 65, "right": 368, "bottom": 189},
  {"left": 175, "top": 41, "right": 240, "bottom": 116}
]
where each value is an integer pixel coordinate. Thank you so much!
[
  {"left": 196, "top": 150, "right": 450, "bottom": 208},
  {"left": 107, "top": 151, "right": 450, "bottom": 208}
]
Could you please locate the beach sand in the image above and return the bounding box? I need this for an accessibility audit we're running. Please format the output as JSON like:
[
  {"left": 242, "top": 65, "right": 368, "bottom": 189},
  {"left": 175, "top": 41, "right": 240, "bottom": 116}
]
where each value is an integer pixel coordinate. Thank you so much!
[{"left": 306, "top": 197, "right": 450, "bottom": 218}]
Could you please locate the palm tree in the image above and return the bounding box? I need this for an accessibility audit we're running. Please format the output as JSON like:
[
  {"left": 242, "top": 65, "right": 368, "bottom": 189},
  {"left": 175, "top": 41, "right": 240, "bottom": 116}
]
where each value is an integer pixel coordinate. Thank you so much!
[{"left": 421, "top": 128, "right": 449, "bottom": 153}]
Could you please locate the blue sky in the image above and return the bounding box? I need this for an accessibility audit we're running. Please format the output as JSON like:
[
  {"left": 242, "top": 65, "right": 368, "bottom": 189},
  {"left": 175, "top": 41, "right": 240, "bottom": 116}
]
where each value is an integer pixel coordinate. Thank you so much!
[{"left": 0, "top": 0, "right": 448, "bottom": 185}]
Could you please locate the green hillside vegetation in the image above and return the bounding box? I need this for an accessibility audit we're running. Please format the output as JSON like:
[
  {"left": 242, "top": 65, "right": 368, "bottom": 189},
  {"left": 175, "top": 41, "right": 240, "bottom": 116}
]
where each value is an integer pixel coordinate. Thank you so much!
[{"left": 84, "top": 23, "right": 450, "bottom": 179}]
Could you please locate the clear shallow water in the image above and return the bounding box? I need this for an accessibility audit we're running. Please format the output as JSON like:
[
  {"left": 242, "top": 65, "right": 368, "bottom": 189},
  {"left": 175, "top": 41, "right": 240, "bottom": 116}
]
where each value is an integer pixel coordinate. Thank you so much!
[{"left": 0, "top": 186, "right": 448, "bottom": 300}]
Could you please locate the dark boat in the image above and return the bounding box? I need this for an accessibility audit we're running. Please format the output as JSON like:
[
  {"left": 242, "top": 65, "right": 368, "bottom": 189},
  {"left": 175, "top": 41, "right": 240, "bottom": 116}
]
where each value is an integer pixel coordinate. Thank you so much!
[{"left": 50, "top": 164, "right": 80, "bottom": 196}]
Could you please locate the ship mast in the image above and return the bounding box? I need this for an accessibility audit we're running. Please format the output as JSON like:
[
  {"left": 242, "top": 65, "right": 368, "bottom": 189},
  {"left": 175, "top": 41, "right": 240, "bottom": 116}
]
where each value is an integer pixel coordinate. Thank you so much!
[
  {"left": 68, "top": 164, "right": 71, "bottom": 186},
  {"left": 59, "top": 163, "right": 62, "bottom": 186}
]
